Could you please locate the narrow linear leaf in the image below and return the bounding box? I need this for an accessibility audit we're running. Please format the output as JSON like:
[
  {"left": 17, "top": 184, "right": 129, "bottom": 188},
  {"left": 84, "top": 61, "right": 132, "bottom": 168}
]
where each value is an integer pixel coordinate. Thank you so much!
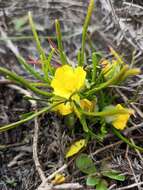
[
  {"left": 112, "top": 127, "right": 143, "bottom": 152},
  {"left": 85, "top": 65, "right": 129, "bottom": 97},
  {"left": 0, "top": 67, "right": 52, "bottom": 97},
  {"left": 0, "top": 106, "right": 49, "bottom": 133},
  {"left": 28, "top": 12, "right": 46, "bottom": 60},
  {"left": 79, "top": 0, "right": 94, "bottom": 66},
  {"left": 55, "top": 19, "right": 68, "bottom": 65},
  {"left": 0, "top": 101, "right": 64, "bottom": 133},
  {"left": 44, "top": 48, "right": 55, "bottom": 80}
]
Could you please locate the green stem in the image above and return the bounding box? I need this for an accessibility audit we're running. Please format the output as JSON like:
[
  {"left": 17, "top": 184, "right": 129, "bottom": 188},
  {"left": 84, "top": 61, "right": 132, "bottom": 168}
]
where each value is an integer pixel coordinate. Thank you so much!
[
  {"left": 82, "top": 108, "right": 131, "bottom": 117},
  {"left": 0, "top": 67, "right": 52, "bottom": 97},
  {"left": 79, "top": 0, "right": 94, "bottom": 66},
  {"left": 85, "top": 65, "right": 128, "bottom": 97},
  {"left": 112, "top": 127, "right": 143, "bottom": 152},
  {"left": 44, "top": 48, "right": 55, "bottom": 80},
  {"left": 91, "top": 52, "right": 97, "bottom": 82},
  {"left": 0, "top": 101, "right": 64, "bottom": 133},
  {"left": 28, "top": 12, "right": 46, "bottom": 60}
]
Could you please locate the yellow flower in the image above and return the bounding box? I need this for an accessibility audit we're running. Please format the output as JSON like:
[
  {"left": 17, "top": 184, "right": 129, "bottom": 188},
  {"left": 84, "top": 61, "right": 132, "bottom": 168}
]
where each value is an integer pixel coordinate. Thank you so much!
[
  {"left": 54, "top": 97, "right": 94, "bottom": 116},
  {"left": 51, "top": 65, "right": 87, "bottom": 115},
  {"left": 112, "top": 104, "right": 134, "bottom": 130},
  {"left": 51, "top": 65, "right": 86, "bottom": 99}
]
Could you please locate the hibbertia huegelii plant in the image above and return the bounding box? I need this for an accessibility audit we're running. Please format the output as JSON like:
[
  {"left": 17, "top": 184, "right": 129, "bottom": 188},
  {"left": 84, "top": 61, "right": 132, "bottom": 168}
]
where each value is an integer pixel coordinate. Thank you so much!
[{"left": 0, "top": 0, "right": 143, "bottom": 189}]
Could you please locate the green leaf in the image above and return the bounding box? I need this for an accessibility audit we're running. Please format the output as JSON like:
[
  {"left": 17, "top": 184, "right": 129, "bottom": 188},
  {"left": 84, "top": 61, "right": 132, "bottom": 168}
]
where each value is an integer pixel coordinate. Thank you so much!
[
  {"left": 76, "top": 153, "right": 96, "bottom": 174},
  {"left": 112, "top": 127, "right": 143, "bottom": 152},
  {"left": 92, "top": 52, "right": 98, "bottom": 82},
  {"left": 20, "top": 111, "right": 34, "bottom": 119},
  {"left": 79, "top": 0, "right": 94, "bottom": 66},
  {"left": 0, "top": 67, "right": 52, "bottom": 97},
  {"left": 102, "top": 170, "right": 125, "bottom": 181},
  {"left": 55, "top": 19, "right": 68, "bottom": 65},
  {"left": 28, "top": 12, "right": 46, "bottom": 60},
  {"left": 86, "top": 176, "right": 100, "bottom": 187},
  {"left": 0, "top": 101, "right": 64, "bottom": 133},
  {"left": 96, "top": 179, "right": 108, "bottom": 190}
]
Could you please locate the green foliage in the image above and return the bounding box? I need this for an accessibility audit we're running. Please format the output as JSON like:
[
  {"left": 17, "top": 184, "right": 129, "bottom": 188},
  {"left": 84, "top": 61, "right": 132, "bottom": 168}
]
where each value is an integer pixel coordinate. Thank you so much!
[
  {"left": 76, "top": 153, "right": 125, "bottom": 189},
  {"left": 102, "top": 170, "right": 125, "bottom": 181},
  {"left": 86, "top": 176, "right": 100, "bottom": 186},
  {"left": 0, "top": 0, "right": 142, "bottom": 157},
  {"left": 75, "top": 153, "right": 96, "bottom": 174},
  {"left": 96, "top": 179, "right": 108, "bottom": 190}
]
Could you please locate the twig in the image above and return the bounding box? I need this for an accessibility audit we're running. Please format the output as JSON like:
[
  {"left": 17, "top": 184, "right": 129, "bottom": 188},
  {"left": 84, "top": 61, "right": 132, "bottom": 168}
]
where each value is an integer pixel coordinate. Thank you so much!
[
  {"left": 7, "top": 84, "right": 36, "bottom": 107},
  {"left": 130, "top": 138, "right": 143, "bottom": 164},
  {"left": 125, "top": 145, "right": 141, "bottom": 190},
  {"left": 47, "top": 164, "right": 67, "bottom": 181},
  {"left": 33, "top": 116, "right": 47, "bottom": 182},
  {"left": 38, "top": 183, "right": 83, "bottom": 190},
  {"left": 115, "top": 182, "right": 143, "bottom": 190},
  {"left": 124, "top": 121, "right": 143, "bottom": 135},
  {"left": 53, "top": 183, "right": 83, "bottom": 189},
  {"left": 37, "top": 164, "right": 68, "bottom": 190},
  {"left": 91, "top": 140, "right": 123, "bottom": 157},
  {"left": 0, "top": 79, "right": 15, "bottom": 85},
  {"left": 8, "top": 152, "right": 25, "bottom": 167}
]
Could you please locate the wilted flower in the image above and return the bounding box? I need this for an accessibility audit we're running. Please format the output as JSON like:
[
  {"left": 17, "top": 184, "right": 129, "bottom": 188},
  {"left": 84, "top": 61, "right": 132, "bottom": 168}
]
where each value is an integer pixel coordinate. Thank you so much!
[{"left": 101, "top": 59, "right": 121, "bottom": 80}]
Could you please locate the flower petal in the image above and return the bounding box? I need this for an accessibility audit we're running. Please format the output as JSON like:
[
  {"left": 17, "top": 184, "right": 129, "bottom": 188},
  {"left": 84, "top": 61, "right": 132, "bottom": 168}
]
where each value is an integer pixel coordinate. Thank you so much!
[
  {"left": 112, "top": 104, "right": 134, "bottom": 130},
  {"left": 51, "top": 65, "right": 86, "bottom": 99},
  {"left": 55, "top": 102, "right": 73, "bottom": 115}
]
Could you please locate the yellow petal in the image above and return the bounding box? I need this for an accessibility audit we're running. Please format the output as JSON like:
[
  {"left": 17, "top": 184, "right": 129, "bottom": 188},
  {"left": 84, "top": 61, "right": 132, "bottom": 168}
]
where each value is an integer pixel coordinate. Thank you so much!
[
  {"left": 74, "top": 67, "right": 86, "bottom": 90},
  {"left": 55, "top": 102, "right": 73, "bottom": 115},
  {"left": 53, "top": 95, "right": 80, "bottom": 116},
  {"left": 80, "top": 99, "right": 94, "bottom": 112},
  {"left": 51, "top": 65, "right": 86, "bottom": 99},
  {"left": 66, "top": 139, "right": 86, "bottom": 158},
  {"left": 51, "top": 173, "right": 65, "bottom": 185},
  {"left": 112, "top": 104, "right": 134, "bottom": 130}
]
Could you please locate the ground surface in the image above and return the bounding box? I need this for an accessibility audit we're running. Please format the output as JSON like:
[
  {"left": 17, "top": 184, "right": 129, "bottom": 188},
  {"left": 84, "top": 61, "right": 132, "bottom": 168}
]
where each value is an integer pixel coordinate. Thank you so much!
[{"left": 0, "top": 0, "right": 143, "bottom": 190}]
